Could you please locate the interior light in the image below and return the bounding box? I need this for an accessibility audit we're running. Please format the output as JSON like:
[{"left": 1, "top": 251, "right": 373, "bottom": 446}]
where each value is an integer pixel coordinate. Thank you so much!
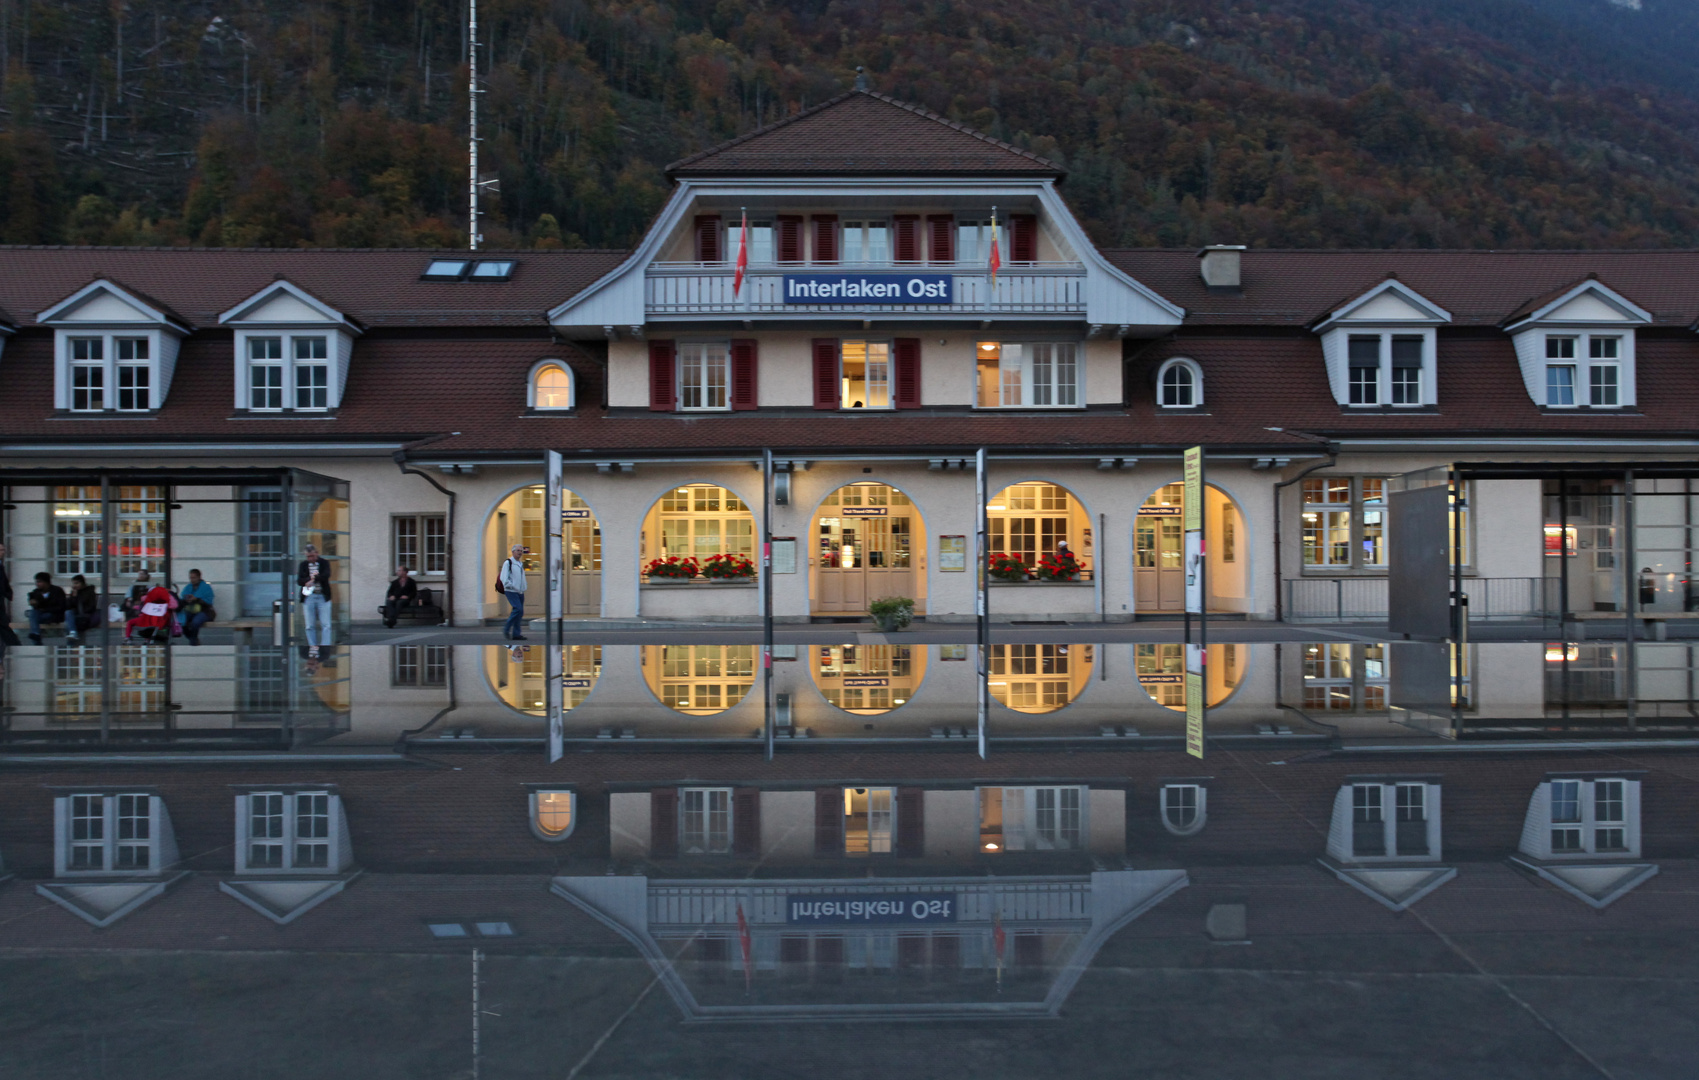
[
  {"left": 988, "top": 504, "right": 1005, "bottom": 511},
  {"left": 984, "top": 843, "right": 999, "bottom": 851}
]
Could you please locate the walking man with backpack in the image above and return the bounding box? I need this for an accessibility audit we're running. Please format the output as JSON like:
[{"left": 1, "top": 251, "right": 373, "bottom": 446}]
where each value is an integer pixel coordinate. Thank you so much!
[{"left": 498, "top": 544, "right": 528, "bottom": 641}]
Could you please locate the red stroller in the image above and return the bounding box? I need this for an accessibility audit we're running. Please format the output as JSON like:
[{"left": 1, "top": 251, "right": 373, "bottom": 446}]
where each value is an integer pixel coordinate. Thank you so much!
[{"left": 124, "top": 586, "right": 181, "bottom": 642}]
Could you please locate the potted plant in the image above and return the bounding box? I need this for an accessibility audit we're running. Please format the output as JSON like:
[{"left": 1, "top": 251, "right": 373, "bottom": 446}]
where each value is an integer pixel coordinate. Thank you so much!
[
  {"left": 869, "top": 596, "right": 915, "bottom": 632},
  {"left": 644, "top": 556, "right": 699, "bottom": 582},
  {"left": 987, "top": 552, "right": 1029, "bottom": 582},
  {"left": 1035, "top": 548, "right": 1083, "bottom": 582},
  {"left": 702, "top": 553, "right": 757, "bottom": 581}
]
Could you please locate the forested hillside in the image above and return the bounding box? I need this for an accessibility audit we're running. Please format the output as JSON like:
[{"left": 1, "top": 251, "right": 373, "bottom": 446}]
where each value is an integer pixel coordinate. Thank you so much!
[{"left": 3, "top": 0, "right": 1699, "bottom": 251}]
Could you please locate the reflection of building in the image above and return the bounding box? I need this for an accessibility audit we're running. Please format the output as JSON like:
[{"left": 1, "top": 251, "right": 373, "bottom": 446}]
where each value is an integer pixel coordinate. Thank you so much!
[
  {"left": 988, "top": 644, "right": 1093, "bottom": 713},
  {"left": 811, "top": 644, "right": 924, "bottom": 714},
  {"left": 643, "top": 645, "right": 755, "bottom": 715}
]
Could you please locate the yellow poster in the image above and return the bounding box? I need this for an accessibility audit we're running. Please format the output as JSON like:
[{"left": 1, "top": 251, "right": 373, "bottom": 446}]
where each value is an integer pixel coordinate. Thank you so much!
[
  {"left": 1185, "top": 672, "right": 1205, "bottom": 758},
  {"left": 1183, "top": 446, "right": 1203, "bottom": 532}
]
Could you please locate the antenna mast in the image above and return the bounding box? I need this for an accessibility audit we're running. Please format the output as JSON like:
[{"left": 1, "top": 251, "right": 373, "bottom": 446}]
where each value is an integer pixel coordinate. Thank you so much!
[{"left": 468, "top": 0, "right": 480, "bottom": 250}]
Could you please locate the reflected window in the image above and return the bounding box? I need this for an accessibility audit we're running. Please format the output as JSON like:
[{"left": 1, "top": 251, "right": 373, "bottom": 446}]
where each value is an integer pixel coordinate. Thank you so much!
[
  {"left": 843, "top": 787, "right": 895, "bottom": 855},
  {"left": 1337, "top": 782, "right": 1436, "bottom": 861},
  {"left": 988, "top": 644, "right": 1092, "bottom": 713},
  {"left": 1302, "top": 643, "right": 1388, "bottom": 712},
  {"left": 1135, "top": 644, "right": 1242, "bottom": 710},
  {"left": 646, "top": 645, "right": 754, "bottom": 714},
  {"left": 393, "top": 645, "right": 449, "bottom": 687},
  {"left": 62, "top": 792, "right": 157, "bottom": 873},
  {"left": 488, "top": 645, "right": 600, "bottom": 715},
  {"left": 239, "top": 790, "right": 336, "bottom": 872},
  {"left": 813, "top": 644, "right": 923, "bottom": 714},
  {"left": 979, "top": 787, "right": 1085, "bottom": 852},
  {"left": 680, "top": 788, "right": 732, "bottom": 854},
  {"left": 1538, "top": 778, "right": 1635, "bottom": 857},
  {"left": 530, "top": 790, "right": 577, "bottom": 841},
  {"left": 1161, "top": 784, "right": 1207, "bottom": 836}
]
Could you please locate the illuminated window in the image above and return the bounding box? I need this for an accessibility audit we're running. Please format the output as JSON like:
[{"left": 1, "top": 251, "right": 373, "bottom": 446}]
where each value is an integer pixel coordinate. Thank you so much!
[
  {"left": 988, "top": 644, "right": 1092, "bottom": 713},
  {"left": 529, "top": 790, "right": 577, "bottom": 841},
  {"left": 533, "top": 363, "right": 573, "bottom": 409},
  {"left": 1301, "top": 477, "right": 1391, "bottom": 569},
  {"left": 975, "top": 341, "right": 1080, "bottom": 407},
  {"left": 646, "top": 645, "right": 755, "bottom": 715},
  {"left": 979, "top": 786, "right": 1085, "bottom": 852}
]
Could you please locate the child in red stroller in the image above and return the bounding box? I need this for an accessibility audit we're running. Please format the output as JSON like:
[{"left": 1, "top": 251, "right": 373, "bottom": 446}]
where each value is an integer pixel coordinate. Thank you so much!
[{"left": 124, "top": 585, "right": 181, "bottom": 642}]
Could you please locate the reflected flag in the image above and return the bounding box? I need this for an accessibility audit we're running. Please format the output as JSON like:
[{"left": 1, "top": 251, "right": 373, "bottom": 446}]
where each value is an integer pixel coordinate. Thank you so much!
[
  {"left": 736, "top": 901, "right": 753, "bottom": 992},
  {"left": 992, "top": 908, "right": 1006, "bottom": 991},
  {"left": 733, "top": 209, "right": 749, "bottom": 296}
]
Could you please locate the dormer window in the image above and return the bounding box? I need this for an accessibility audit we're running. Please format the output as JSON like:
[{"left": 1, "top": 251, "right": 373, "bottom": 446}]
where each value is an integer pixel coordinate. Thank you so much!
[
  {"left": 53, "top": 791, "right": 178, "bottom": 876},
  {"left": 1312, "top": 281, "right": 1449, "bottom": 409},
  {"left": 1341, "top": 332, "right": 1427, "bottom": 407},
  {"left": 1508, "top": 279, "right": 1647, "bottom": 409},
  {"left": 220, "top": 281, "right": 358, "bottom": 414},
  {"left": 40, "top": 281, "right": 187, "bottom": 415},
  {"left": 1327, "top": 780, "right": 1442, "bottom": 862},
  {"left": 1542, "top": 334, "right": 1621, "bottom": 408},
  {"left": 1157, "top": 358, "right": 1202, "bottom": 408},
  {"left": 234, "top": 788, "right": 352, "bottom": 874},
  {"left": 531, "top": 361, "right": 574, "bottom": 410},
  {"left": 1161, "top": 783, "right": 1207, "bottom": 835}
]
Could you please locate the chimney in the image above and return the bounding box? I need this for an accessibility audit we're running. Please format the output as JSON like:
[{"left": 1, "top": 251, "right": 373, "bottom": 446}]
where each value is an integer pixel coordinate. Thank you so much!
[{"left": 1198, "top": 245, "right": 1246, "bottom": 289}]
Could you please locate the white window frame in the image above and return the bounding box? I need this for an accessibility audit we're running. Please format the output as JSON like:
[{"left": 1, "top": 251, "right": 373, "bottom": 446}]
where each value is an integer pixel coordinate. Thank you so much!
[
  {"left": 233, "top": 331, "right": 336, "bottom": 413},
  {"left": 528, "top": 789, "right": 578, "bottom": 842},
  {"left": 1338, "top": 330, "right": 1432, "bottom": 408},
  {"left": 529, "top": 359, "right": 575, "bottom": 410},
  {"left": 1156, "top": 357, "right": 1202, "bottom": 408},
  {"left": 978, "top": 785, "right": 1089, "bottom": 852},
  {"left": 54, "top": 792, "right": 175, "bottom": 877},
  {"left": 975, "top": 341, "right": 1082, "bottom": 409},
  {"left": 57, "top": 329, "right": 168, "bottom": 413},
  {"left": 839, "top": 220, "right": 891, "bottom": 264},
  {"left": 839, "top": 339, "right": 892, "bottom": 410},
  {"left": 677, "top": 340, "right": 730, "bottom": 411},
  {"left": 1526, "top": 777, "right": 1640, "bottom": 859},
  {"left": 1522, "top": 328, "right": 1637, "bottom": 409},
  {"left": 1330, "top": 781, "right": 1442, "bottom": 863},
  {"left": 1160, "top": 783, "right": 1207, "bottom": 836},
  {"left": 842, "top": 786, "right": 896, "bottom": 856},
  {"left": 1301, "top": 476, "right": 1390, "bottom": 571},
  {"left": 248, "top": 336, "right": 286, "bottom": 411},
  {"left": 679, "top": 786, "right": 733, "bottom": 855},
  {"left": 233, "top": 789, "right": 347, "bottom": 875}
]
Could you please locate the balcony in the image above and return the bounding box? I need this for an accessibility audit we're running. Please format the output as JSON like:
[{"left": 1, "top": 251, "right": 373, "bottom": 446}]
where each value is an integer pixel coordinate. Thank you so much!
[{"left": 645, "top": 261, "right": 1088, "bottom": 318}]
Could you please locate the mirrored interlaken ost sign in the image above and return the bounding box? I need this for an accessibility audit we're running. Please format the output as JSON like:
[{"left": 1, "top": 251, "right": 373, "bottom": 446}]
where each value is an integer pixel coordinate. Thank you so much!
[
  {"left": 787, "top": 894, "right": 958, "bottom": 924},
  {"left": 783, "top": 274, "right": 953, "bottom": 304}
]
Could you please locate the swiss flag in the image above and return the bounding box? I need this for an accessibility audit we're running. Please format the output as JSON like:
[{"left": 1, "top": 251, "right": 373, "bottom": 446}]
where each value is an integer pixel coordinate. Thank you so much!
[
  {"left": 988, "top": 212, "right": 1002, "bottom": 287},
  {"left": 736, "top": 902, "right": 753, "bottom": 990},
  {"left": 733, "top": 210, "right": 749, "bottom": 296}
]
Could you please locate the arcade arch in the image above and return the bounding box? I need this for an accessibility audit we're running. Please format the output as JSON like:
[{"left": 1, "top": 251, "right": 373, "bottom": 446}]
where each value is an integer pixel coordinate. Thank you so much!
[
  {"left": 812, "top": 482, "right": 926, "bottom": 614},
  {"left": 1133, "top": 643, "right": 1246, "bottom": 710},
  {"left": 987, "top": 482, "right": 1093, "bottom": 577},
  {"left": 1133, "top": 481, "right": 1248, "bottom": 613},
  {"left": 640, "top": 484, "right": 755, "bottom": 575},
  {"left": 484, "top": 485, "right": 602, "bottom": 619}
]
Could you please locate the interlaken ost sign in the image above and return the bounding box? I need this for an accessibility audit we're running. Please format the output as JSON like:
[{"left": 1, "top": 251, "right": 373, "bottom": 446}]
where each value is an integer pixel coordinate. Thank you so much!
[
  {"left": 783, "top": 273, "right": 953, "bottom": 304},
  {"left": 786, "top": 893, "right": 958, "bottom": 925}
]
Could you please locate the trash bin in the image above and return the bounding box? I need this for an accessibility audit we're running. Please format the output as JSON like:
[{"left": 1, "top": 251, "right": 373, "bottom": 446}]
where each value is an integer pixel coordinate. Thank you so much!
[{"left": 272, "top": 599, "right": 285, "bottom": 644}]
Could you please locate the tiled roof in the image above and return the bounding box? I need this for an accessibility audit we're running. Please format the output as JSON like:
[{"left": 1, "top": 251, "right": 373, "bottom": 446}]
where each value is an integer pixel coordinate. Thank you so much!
[
  {"left": 667, "top": 90, "right": 1063, "bottom": 178},
  {"left": 0, "top": 247, "right": 626, "bottom": 329},
  {"left": 1105, "top": 249, "right": 1699, "bottom": 328}
]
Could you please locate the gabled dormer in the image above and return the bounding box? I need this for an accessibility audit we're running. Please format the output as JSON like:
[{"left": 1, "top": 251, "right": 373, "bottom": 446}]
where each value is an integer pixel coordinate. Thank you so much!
[
  {"left": 219, "top": 280, "right": 361, "bottom": 413},
  {"left": 1311, "top": 278, "right": 1450, "bottom": 409},
  {"left": 1503, "top": 277, "right": 1650, "bottom": 410},
  {"left": 37, "top": 279, "right": 191, "bottom": 414}
]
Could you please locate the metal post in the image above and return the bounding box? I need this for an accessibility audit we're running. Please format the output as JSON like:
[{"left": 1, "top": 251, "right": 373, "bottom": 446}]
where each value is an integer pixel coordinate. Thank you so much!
[
  {"left": 1336, "top": 577, "right": 1343, "bottom": 623},
  {"left": 1626, "top": 469, "right": 1637, "bottom": 729},
  {"left": 280, "top": 471, "right": 294, "bottom": 647},
  {"left": 471, "top": 948, "right": 482, "bottom": 1080},
  {"left": 1451, "top": 469, "right": 1464, "bottom": 728},
  {"left": 467, "top": 0, "right": 480, "bottom": 251},
  {"left": 99, "top": 473, "right": 112, "bottom": 741},
  {"left": 1558, "top": 475, "right": 1570, "bottom": 631},
  {"left": 976, "top": 448, "right": 989, "bottom": 759},
  {"left": 763, "top": 449, "right": 774, "bottom": 761}
]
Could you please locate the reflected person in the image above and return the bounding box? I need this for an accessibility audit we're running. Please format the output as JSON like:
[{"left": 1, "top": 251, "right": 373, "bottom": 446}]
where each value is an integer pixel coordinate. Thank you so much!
[{"left": 179, "top": 569, "right": 215, "bottom": 646}]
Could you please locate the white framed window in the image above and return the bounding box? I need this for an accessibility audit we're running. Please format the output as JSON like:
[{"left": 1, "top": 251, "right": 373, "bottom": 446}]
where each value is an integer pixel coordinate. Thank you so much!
[
  {"left": 528, "top": 789, "right": 577, "bottom": 841},
  {"left": 957, "top": 219, "right": 991, "bottom": 264},
  {"left": 1329, "top": 781, "right": 1441, "bottom": 862},
  {"left": 840, "top": 339, "right": 891, "bottom": 409},
  {"left": 392, "top": 513, "right": 447, "bottom": 576},
  {"left": 1536, "top": 778, "right": 1637, "bottom": 857},
  {"left": 1347, "top": 335, "right": 1379, "bottom": 404},
  {"left": 1157, "top": 358, "right": 1201, "bottom": 408},
  {"left": 57, "top": 331, "right": 173, "bottom": 413},
  {"left": 843, "top": 786, "right": 895, "bottom": 855},
  {"left": 1302, "top": 477, "right": 1389, "bottom": 569},
  {"left": 115, "top": 337, "right": 150, "bottom": 411},
  {"left": 679, "top": 787, "right": 732, "bottom": 854},
  {"left": 976, "top": 341, "right": 1081, "bottom": 408},
  {"left": 249, "top": 336, "right": 285, "bottom": 410},
  {"left": 1161, "top": 784, "right": 1207, "bottom": 836},
  {"left": 294, "top": 336, "right": 329, "bottom": 410},
  {"left": 732, "top": 219, "right": 775, "bottom": 263},
  {"left": 1302, "top": 643, "right": 1389, "bottom": 711},
  {"left": 1390, "top": 336, "right": 1422, "bottom": 404},
  {"left": 531, "top": 361, "right": 573, "bottom": 410},
  {"left": 234, "top": 789, "right": 348, "bottom": 874},
  {"left": 678, "top": 341, "right": 729, "bottom": 411},
  {"left": 70, "top": 337, "right": 105, "bottom": 411},
  {"left": 1543, "top": 334, "right": 1626, "bottom": 408},
  {"left": 56, "top": 792, "right": 175, "bottom": 875},
  {"left": 1324, "top": 328, "right": 1435, "bottom": 408},
  {"left": 840, "top": 220, "right": 890, "bottom": 264},
  {"left": 978, "top": 786, "right": 1086, "bottom": 852}
]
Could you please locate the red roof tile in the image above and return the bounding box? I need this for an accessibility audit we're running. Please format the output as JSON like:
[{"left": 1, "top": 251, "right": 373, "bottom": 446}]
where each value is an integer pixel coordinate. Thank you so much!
[{"left": 667, "top": 90, "right": 1063, "bottom": 178}]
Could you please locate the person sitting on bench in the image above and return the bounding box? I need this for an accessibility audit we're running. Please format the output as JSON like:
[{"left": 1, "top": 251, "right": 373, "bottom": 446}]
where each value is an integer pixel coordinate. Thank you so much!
[
  {"left": 384, "top": 565, "right": 419, "bottom": 628},
  {"left": 26, "top": 573, "right": 67, "bottom": 645},
  {"left": 65, "top": 575, "right": 100, "bottom": 640}
]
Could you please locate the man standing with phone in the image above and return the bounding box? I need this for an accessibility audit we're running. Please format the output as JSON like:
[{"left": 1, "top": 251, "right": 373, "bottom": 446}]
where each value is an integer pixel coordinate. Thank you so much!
[
  {"left": 499, "top": 544, "right": 528, "bottom": 641},
  {"left": 297, "top": 544, "right": 333, "bottom": 654}
]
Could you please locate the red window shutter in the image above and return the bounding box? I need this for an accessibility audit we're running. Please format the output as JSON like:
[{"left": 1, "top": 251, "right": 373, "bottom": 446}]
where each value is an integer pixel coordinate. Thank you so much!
[
  {"left": 814, "top": 787, "right": 843, "bottom": 857},
  {"left": 927, "top": 215, "right": 954, "bottom": 262},
  {"left": 733, "top": 788, "right": 761, "bottom": 857},
  {"left": 812, "top": 339, "right": 840, "bottom": 410},
  {"left": 730, "top": 339, "right": 758, "bottom": 411},
  {"left": 893, "top": 338, "right": 922, "bottom": 409},
  {"left": 650, "top": 788, "right": 679, "bottom": 858},
  {"left": 648, "top": 340, "right": 675, "bottom": 412},
  {"left": 1011, "top": 214, "right": 1038, "bottom": 263},
  {"left": 777, "top": 215, "right": 803, "bottom": 263},
  {"left": 693, "top": 215, "right": 721, "bottom": 262},
  {"left": 897, "top": 787, "right": 925, "bottom": 856},
  {"left": 812, "top": 215, "right": 839, "bottom": 264},
  {"left": 893, "top": 215, "right": 919, "bottom": 263}
]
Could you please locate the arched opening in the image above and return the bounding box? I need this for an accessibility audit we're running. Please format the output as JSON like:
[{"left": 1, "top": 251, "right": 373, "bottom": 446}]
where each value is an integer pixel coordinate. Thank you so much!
[
  {"left": 988, "top": 644, "right": 1094, "bottom": 713},
  {"left": 485, "top": 644, "right": 601, "bottom": 715},
  {"left": 530, "top": 790, "right": 576, "bottom": 841},
  {"left": 812, "top": 482, "right": 927, "bottom": 614},
  {"left": 640, "top": 485, "right": 754, "bottom": 577},
  {"left": 1133, "top": 482, "right": 1247, "bottom": 612},
  {"left": 811, "top": 644, "right": 928, "bottom": 713},
  {"left": 484, "top": 485, "right": 602, "bottom": 619},
  {"left": 532, "top": 362, "right": 573, "bottom": 409},
  {"left": 643, "top": 644, "right": 755, "bottom": 715},
  {"left": 987, "top": 482, "right": 1093, "bottom": 578},
  {"left": 1134, "top": 643, "right": 1245, "bottom": 710}
]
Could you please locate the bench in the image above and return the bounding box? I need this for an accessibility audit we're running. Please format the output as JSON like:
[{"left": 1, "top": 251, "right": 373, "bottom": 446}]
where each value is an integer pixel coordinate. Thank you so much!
[{"left": 377, "top": 587, "right": 445, "bottom": 626}]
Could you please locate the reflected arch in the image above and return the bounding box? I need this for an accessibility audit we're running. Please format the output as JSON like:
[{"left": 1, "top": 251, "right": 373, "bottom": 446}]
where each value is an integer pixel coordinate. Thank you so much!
[
  {"left": 811, "top": 481, "right": 927, "bottom": 615},
  {"left": 811, "top": 643, "right": 928, "bottom": 713},
  {"left": 484, "top": 644, "right": 602, "bottom": 716},
  {"left": 988, "top": 643, "right": 1094, "bottom": 713},
  {"left": 1133, "top": 643, "right": 1248, "bottom": 711},
  {"left": 642, "top": 644, "right": 756, "bottom": 715},
  {"left": 1132, "top": 481, "right": 1249, "bottom": 613},
  {"left": 987, "top": 481, "right": 1094, "bottom": 578}
]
